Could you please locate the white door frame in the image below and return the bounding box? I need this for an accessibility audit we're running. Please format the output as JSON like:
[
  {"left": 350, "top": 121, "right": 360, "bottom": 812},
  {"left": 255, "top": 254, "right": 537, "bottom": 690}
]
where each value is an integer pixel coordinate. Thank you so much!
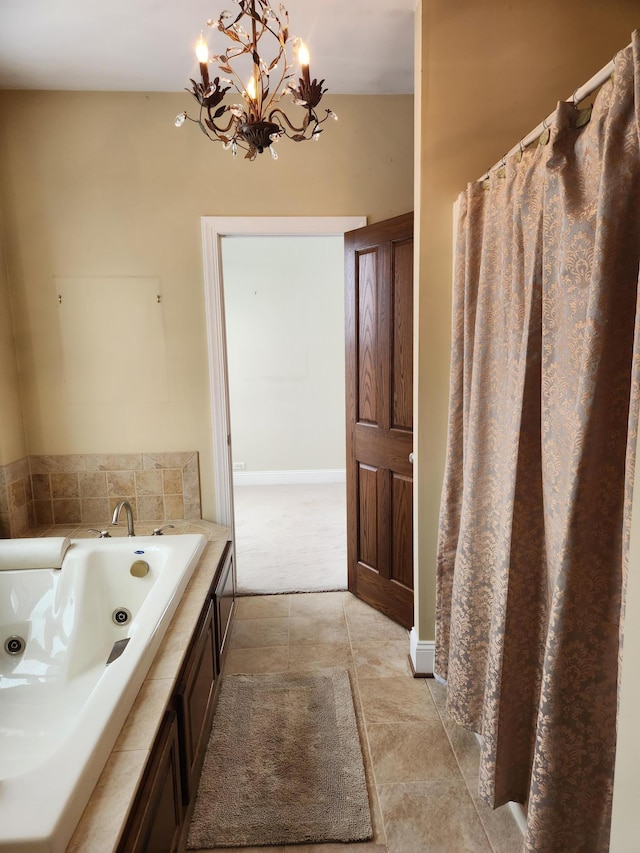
[{"left": 201, "top": 216, "right": 366, "bottom": 526}]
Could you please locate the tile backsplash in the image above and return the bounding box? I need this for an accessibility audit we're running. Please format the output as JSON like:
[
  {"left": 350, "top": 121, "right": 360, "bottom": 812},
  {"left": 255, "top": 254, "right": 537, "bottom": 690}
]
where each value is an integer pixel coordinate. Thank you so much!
[{"left": 0, "top": 452, "right": 201, "bottom": 538}]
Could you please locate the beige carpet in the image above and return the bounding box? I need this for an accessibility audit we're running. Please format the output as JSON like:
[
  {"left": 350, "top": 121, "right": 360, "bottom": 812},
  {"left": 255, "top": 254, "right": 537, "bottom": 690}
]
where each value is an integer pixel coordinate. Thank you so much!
[
  {"left": 233, "top": 483, "right": 347, "bottom": 594},
  {"left": 186, "top": 668, "right": 372, "bottom": 849}
]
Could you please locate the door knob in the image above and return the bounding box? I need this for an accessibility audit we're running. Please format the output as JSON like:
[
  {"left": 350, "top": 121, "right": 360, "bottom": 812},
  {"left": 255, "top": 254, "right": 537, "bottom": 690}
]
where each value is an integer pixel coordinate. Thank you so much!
[{"left": 409, "top": 452, "right": 414, "bottom": 464}]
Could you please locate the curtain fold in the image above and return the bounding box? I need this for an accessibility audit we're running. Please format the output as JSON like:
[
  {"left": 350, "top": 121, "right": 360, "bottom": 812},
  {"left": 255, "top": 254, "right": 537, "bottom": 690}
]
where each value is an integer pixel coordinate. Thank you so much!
[{"left": 435, "top": 31, "right": 640, "bottom": 853}]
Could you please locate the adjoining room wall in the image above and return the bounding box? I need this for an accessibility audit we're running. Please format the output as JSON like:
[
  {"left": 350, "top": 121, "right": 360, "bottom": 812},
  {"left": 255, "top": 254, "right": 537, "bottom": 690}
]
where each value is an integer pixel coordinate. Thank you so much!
[{"left": 223, "top": 235, "right": 345, "bottom": 474}]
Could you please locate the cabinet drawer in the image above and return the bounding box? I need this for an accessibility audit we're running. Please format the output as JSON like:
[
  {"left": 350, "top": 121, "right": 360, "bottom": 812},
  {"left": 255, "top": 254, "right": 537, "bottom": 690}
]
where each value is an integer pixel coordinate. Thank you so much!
[
  {"left": 176, "top": 599, "right": 217, "bottom": 804},
  {"left": 117, "top": 710, "right": 183, "bottom": 853}
]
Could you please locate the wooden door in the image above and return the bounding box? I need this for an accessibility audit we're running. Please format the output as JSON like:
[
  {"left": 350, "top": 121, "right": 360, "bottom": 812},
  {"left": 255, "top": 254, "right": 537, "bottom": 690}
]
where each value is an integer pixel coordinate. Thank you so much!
[{"left": 345, "top": 213, "right": 414, "bottom": 629}]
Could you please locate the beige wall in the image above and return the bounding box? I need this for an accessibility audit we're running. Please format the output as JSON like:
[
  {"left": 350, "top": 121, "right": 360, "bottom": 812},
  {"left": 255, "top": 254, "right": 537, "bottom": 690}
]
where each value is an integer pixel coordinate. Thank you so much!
[
  {"left": 0, "top": 210, "right": 26, "bottom": 466},
  {"left": 413, "top": 0, "right": 640, "bottom": 641},
  {"left": 0, "top": 92, "right": 413, "bottom": 519}
]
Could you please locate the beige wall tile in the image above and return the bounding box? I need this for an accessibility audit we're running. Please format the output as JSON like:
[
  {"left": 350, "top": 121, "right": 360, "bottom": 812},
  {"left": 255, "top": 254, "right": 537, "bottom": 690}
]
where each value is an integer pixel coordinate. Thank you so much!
[
  {"left": 30, "top": 454, "right": 87, "bottom": 474},
  {"left": 51, "top": 472, "right": 80, "bottom": 499},
  {"left": 34, "top": 500, "right": 54, "bottom": 526},
  {"left": 5, "top": 457, "right": 30, "bottom": 482},
  {"left": 10, "top": 504, "right": 29, "bottom": 536},
  {"left": 9, "top": 478, "right": 27, "bottom": 510},
  {"left": 183, "top": 499, "right": 202, "bottom": 519},
  {"left": 136, "top": 494, "right": 164, "bottom": 520},
  {"left": 1, "top": 452, "right": 202, "bottom": 533},
  {"left": 107, "top": 470, "right": 135, "bottom": 496},
  {"left": 135, "top": 469, "right": 163, "bottom": 496},
  {"left": 183, "top": 454, "right": 201, "bottom": 503},
  {"left": 161, "top": 468, "right": 183, "bottom": 495},
  {"left": 163, "top": 494, "right": 184, "bottom": 519},
  {"left": 81, "top": 498, "right": 111, "bottom": 523},
  {"left": 32, "top": 473, "right": 51, "bottom": 501},
  {"left": 86, "top": 453, "right": 143, "bottom": 471},
  {"left": 53, "top": 498, "right": 82, "bottom": 524},
  {"left": 143, "top": 451, "right": 196, "bottom": 470},
  {"left": 79, "top": 471, "right": 108, "bottom": 498}
]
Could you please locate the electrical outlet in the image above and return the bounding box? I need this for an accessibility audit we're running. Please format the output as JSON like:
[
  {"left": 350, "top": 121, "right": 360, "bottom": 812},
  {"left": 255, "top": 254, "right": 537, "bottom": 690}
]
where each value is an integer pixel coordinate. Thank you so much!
[{"left": 232, "top": 462, "right": 246, "bottom": 471}]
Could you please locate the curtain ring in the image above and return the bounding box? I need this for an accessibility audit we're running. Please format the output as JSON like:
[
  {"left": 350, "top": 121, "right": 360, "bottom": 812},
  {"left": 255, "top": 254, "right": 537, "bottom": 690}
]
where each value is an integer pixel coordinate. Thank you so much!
[{"left": 572, "top": 88, "right": 581, "bottom": 107}]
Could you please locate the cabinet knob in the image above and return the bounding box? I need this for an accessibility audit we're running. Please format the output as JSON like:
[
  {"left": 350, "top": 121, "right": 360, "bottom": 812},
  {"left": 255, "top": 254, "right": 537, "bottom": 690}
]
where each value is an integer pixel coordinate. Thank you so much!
[{"left": 409, "top": 452, "right": 414, "bottom": 465}]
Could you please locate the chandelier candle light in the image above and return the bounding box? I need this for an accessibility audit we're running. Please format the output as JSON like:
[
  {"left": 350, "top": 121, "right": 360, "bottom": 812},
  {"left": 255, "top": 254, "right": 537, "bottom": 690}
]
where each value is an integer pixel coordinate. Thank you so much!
[{"left": 175, "top": 0, "right": 337, "bottom": 160}]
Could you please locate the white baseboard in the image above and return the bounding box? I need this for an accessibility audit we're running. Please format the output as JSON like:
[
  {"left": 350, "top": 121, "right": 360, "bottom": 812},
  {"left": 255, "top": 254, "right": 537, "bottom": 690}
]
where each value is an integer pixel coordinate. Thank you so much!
[
  {"left": 409, "top": 628, "right": 435, "bottom": 676},
  {"left": 233, "top": 469, "right": 346, "bottom": 487},
  {"left": 508, "top": 802, "right": 527, "bottom": 833}
]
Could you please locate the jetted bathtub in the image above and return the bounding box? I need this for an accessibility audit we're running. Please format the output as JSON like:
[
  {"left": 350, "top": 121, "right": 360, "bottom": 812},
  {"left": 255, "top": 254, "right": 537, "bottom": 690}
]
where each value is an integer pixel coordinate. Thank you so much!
[{"left": 0, "top": 533, "right": 207, "bottom": 853}]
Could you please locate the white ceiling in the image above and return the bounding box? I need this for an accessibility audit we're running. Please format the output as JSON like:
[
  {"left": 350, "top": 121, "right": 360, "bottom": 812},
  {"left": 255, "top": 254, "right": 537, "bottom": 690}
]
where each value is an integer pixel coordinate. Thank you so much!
[{"left": 0, "top": 0, "right": 415, "bottom": 95}]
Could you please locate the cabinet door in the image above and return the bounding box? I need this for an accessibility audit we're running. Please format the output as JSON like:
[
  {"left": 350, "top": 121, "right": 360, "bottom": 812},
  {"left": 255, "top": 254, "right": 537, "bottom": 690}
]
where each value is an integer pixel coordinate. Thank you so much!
[
  {"left": 215, "top": 545, "right": 235, "bottom": 667},
  {"left": 176, "top": 599, "right": 217, "bottom": 804},
  {"left": 117, "top": 710, "right": 183, "bottom": 853}
]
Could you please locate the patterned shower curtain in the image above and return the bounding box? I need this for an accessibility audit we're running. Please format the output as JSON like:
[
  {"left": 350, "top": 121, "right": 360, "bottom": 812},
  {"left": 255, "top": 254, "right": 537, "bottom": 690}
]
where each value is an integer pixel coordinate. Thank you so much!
[{"left": 435, "top": 33, "right": 640, "bottom": 853}]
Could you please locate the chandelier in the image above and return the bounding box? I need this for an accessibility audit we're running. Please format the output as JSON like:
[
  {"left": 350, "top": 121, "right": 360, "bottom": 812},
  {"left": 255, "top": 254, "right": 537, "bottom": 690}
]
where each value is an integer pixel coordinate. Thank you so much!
[{"left": 175, "top": 0, "right": 337, "bottom": 160}]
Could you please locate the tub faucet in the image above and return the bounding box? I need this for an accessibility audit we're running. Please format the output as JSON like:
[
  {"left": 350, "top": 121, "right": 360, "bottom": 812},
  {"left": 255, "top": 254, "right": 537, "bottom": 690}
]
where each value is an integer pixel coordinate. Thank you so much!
[{"left": 111, "top": 500, "right": 135, "bottom": 536}]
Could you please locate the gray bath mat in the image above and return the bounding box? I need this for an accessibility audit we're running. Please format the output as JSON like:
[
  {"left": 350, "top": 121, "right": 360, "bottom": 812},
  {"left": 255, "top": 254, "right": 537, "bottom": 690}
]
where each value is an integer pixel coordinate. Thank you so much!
[{"left": 186, "top": 667, "right": 373, "bottom": 848}]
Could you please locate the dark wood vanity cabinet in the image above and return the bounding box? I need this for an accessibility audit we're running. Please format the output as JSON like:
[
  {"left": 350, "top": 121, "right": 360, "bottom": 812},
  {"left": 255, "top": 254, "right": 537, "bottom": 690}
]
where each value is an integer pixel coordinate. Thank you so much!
[
  {"left": 117, "top": 710, "right": 184, "bottom": 853},
  {"left": 215, "top": 542, "right": 235, "bottom": 666},
  {"left": 118, "top": 539, "right": 235, "bottom": 853},
  {"left": 176, "top": 598, "right": 217, "bottom": 804}
]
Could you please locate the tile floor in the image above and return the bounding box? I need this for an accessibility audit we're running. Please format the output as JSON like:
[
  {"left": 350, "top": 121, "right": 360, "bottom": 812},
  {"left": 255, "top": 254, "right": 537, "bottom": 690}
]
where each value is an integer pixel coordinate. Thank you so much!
[{"left": 189, "top": 591, "right": 524, "bottom": 853}]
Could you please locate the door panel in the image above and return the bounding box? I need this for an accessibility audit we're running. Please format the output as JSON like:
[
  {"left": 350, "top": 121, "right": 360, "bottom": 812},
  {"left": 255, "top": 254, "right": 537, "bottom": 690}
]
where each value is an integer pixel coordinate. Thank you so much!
[
  {"left": 358, "top": 464, "right": 378, "bottom": 568},
  {"left": 345, "top": 213, "right": 414, "bottom": 629},
  {"left": 357, "top": 250, "right": 379, "bottom": 425}
]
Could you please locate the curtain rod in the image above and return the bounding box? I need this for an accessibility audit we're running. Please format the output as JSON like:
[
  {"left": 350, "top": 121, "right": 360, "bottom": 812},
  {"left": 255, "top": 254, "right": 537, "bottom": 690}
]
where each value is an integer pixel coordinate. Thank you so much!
[{"left": 477, "top": 48, "right": 624, "bottom": 182}]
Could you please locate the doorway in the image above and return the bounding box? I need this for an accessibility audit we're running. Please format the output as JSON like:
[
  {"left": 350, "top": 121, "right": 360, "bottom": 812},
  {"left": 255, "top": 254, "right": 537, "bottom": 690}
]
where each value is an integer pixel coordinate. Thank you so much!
[{"left": 201, "top": 217, "right": 366, "bottom": 592}]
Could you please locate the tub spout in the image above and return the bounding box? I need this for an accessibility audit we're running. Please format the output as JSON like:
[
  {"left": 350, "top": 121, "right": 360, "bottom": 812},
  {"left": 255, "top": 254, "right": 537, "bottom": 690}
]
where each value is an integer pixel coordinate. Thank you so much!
[{"left": 111, "top": 500, "right": 135, "bottom": 536}]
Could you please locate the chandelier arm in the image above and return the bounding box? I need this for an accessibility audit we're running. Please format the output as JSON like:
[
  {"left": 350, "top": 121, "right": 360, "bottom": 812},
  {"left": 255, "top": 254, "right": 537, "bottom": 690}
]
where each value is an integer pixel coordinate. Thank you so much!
[
  {"left": 206, "top": 111, "right": 237, "bottom": 134},
  {"left": 268, "top": 106, "right": 309, "bottom": 135}
]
